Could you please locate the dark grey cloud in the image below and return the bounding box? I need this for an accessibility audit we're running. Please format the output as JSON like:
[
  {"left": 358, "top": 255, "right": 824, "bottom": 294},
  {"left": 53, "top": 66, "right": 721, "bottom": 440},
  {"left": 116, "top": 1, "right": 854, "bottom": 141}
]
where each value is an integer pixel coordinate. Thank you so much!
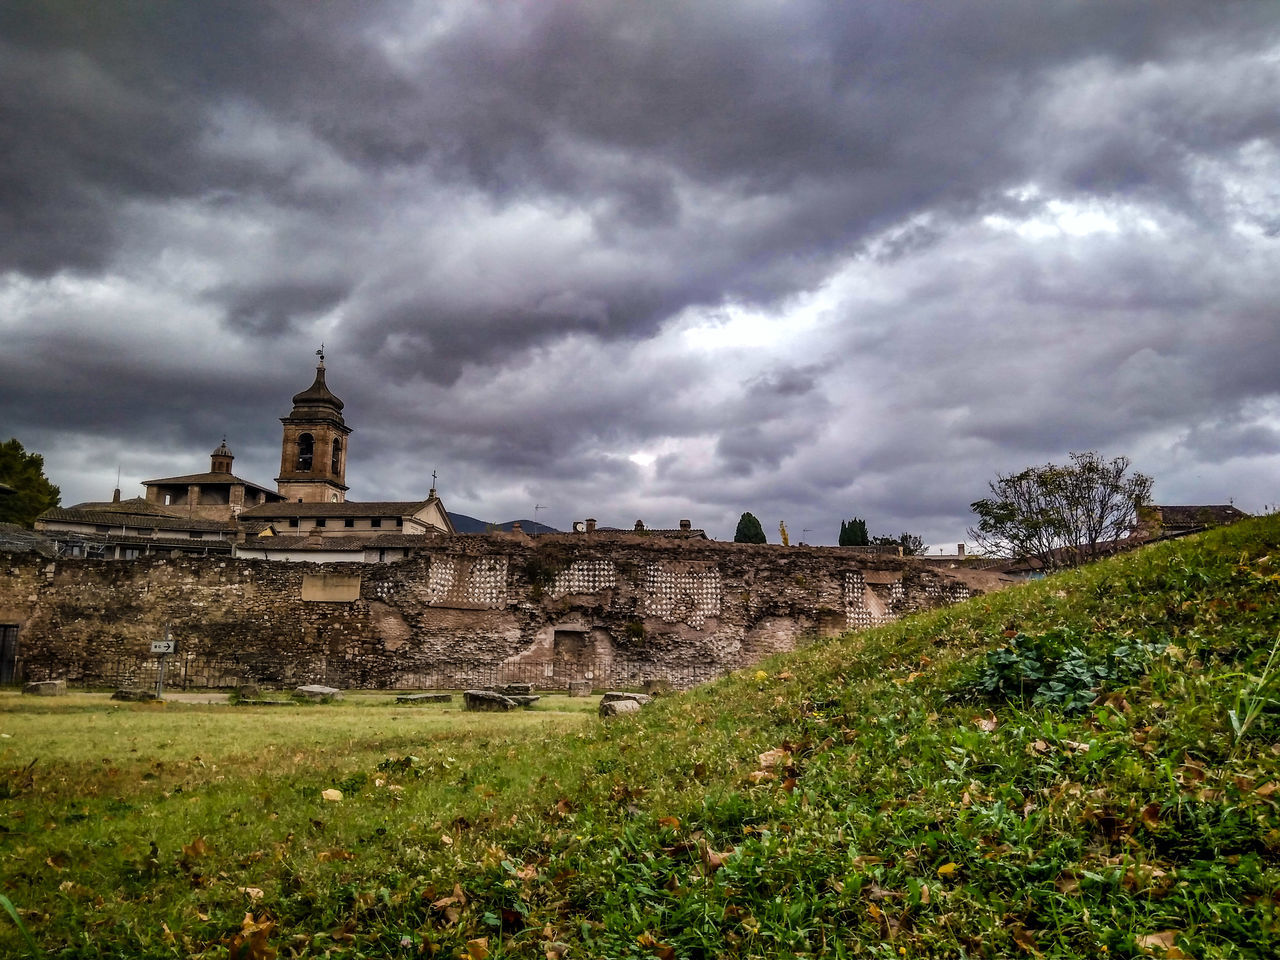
[{"left": 1, "top": 1, "right": 1278, "bottom": 542}]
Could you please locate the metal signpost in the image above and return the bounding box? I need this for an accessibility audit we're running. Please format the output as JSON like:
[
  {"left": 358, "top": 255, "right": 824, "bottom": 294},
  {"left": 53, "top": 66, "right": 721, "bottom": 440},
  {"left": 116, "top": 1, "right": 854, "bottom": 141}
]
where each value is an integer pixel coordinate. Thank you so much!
[{"left": 150, "top": 625, "right": 175, "bottom": 699}]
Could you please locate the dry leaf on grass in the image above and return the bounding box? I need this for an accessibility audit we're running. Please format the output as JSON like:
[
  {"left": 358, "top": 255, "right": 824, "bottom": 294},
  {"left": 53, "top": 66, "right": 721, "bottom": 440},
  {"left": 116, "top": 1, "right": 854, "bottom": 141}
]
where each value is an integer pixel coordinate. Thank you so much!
[
  {"left": 973, "top": 710, "right": 999, "bottom": 733},
  {"left": 466, "top": 936, "right": 490, "bottom": 960},
  {"left": 1136, "top": 929, "right": 1191, "bottom": 957},
  {"left": 227, "top": 912, "right": 276, "bottom": 960}
]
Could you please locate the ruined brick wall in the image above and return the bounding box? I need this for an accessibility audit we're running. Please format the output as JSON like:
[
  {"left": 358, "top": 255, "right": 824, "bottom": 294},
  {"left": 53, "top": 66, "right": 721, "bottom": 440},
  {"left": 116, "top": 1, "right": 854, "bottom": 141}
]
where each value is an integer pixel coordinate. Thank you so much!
[{"left": 0, "top": 535, "right": 989, "bottom": 689}]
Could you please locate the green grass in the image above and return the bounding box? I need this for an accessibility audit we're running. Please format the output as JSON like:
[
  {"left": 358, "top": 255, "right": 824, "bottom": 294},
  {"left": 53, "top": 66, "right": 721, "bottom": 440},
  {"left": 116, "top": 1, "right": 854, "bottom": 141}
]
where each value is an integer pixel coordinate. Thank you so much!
[{"left": 3, "top": 516, "right": 1280, "bottom": 957}]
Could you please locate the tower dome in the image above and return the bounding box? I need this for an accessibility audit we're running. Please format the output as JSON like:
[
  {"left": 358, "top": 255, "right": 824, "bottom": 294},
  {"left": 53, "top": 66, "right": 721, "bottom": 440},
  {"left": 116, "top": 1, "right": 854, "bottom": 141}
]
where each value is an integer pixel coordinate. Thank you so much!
[
  {"left": 210, "top": 437, "right": 234, "bottom": 474},
  {"left": 276, "top": 354, "right": 352, "bottom": 503}
]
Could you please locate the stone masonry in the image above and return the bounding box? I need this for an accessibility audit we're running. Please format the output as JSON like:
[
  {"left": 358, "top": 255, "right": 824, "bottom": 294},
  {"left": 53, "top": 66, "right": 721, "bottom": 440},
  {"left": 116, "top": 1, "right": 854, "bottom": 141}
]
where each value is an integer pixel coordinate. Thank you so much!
[{"left": 0, "top": 535, "right": 1001, "bottom": 690}]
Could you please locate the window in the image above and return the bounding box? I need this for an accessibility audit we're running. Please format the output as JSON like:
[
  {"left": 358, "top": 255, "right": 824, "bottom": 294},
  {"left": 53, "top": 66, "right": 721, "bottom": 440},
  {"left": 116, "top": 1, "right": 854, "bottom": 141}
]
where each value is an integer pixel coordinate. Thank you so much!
[
  {"left": 315, "top": 518, "right": 326, "bottom": 528},
  {"left": 396, "top": 518, "right": 403, "bottom": 527},
  {"left": 371, "top": 518, "right": 381, "bottom": 528},
  {"left": 122, "top": 548, "right": 140, "bottom": 560},
  {"left": 296, "top": 433, "right": 314, "bottom": 471},
  {"left": 331, "top": 438, "right": 342, "bottom": 475},
  {"left": 344, "top": 518, "right": 354, "bottom": 528},
  {"left": 188, "top": 532, "right": 203, "bottom": 539},
  {"left": 288, "top": 518, "right": 299, "bottom": 528},
  {"left": 163, "top": 493, "right": 173, "bottom": 505}
]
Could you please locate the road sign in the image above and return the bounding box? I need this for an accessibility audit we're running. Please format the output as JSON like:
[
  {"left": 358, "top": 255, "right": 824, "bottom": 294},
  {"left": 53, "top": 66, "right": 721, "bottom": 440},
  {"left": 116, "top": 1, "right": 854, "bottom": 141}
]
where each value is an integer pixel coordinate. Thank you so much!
[{"left": 150, "top": 639, "right": 175, "bottom": 655}]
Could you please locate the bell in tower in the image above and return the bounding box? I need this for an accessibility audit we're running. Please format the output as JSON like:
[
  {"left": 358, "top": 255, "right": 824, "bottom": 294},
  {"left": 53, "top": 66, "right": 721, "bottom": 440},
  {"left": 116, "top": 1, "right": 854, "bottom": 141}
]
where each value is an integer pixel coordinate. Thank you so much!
[{"left": 276, "top": 349, "right": 352, "bottom": 503}]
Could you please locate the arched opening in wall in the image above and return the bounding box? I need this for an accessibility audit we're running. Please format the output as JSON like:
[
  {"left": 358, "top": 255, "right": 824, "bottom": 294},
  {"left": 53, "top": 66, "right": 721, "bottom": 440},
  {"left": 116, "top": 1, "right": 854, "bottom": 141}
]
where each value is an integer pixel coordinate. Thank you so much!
[
  {"left": 0, "top": 624, "right": 17, "bottom": 684},
  {"left": 331, "top": 438, "right": 341, "bottom": 475},
  {"left": 553, "top": 627, "right": 589, "bottom": 664},
  {"left": 296, "top": 433, "right": 314, "bottom": 472}
]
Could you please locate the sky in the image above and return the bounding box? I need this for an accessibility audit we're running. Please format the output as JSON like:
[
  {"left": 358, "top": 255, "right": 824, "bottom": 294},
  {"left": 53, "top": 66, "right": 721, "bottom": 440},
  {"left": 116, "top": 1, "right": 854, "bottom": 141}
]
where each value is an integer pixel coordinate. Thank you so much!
[{"left": 2, "top": 1, "right": 1278, "bottom": 547}]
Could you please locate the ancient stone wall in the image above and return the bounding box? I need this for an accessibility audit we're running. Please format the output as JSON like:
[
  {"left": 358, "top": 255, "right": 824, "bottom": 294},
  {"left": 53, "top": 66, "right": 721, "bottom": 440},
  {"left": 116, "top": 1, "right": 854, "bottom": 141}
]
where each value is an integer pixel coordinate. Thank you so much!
[{"left": 0, "top": 535, "right": 990, "bottom": 689}]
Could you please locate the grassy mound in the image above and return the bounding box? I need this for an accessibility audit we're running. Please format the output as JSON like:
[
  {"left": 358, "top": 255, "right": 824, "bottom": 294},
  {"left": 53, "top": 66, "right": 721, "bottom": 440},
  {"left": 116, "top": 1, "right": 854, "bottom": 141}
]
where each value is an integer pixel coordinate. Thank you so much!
[{"left": 3, "top": 515, "right": 1280, "bottom": 957}]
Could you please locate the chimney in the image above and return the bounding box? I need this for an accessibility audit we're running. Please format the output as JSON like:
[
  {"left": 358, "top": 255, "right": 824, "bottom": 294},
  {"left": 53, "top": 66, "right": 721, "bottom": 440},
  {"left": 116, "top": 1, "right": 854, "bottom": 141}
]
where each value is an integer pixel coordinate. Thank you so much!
[
  {"left": 585, "top": 518, "right": 597, "bottom": 533},
  {"left": 634, "top": 519, "right": 645, "bottom": 531},
  {"left": 957, "top": 543, "right": 965, "bottom": 557},
  {"left": 679, "top": 519, "right": 691, "bottom": 531},
  {"left": 112, "top": 488, "right": 121, "bottom": 503}
]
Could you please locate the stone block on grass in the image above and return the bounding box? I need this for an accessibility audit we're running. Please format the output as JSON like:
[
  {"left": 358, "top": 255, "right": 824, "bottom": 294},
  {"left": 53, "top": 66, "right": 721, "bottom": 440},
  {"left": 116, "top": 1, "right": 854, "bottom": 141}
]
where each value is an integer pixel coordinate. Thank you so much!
[
  {"left": 395, "top": 693, "right": 453, "bottom": 704},
  {"left": 600, "top": 691, "right": 652, "bottom": 706},
  {"left": 499, "top": 683, "right": 533, "bottom": 696},
  {"left": 23, "top": 679, "right": 67, "bottom": 696},
  {"left": 111, "top": 688, "right": 158, "bottom": 702},
  {"left": 567, "top": 680, "right": 592, "bottom": 697},
  {"left": 463, "top": 689, "right": 516, "bottom": 712},
  {"left": 599, "top": 698, "right": 643, "bottom": 719},
  {"left": 294, "top": 684, "right": 344, "bottom": 702}
]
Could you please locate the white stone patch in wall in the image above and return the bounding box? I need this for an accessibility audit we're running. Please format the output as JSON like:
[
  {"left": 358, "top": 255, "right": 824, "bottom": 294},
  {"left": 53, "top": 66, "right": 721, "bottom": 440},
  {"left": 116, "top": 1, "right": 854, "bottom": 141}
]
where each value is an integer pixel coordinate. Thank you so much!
[
  {"left": 550, "top": 559, "right": 617, "bottom": 598},
  {"left": 844, "top": 572, "right": 874, "bottom": 629},
  {"left": 463, "top": 557, "right": 509, "bottom": 607},
  {"left": 641, "top": 564, "right": 721, "bottom": 628},
  {"left": 425, "top": 558, "right": 458, "bottom": 604}
]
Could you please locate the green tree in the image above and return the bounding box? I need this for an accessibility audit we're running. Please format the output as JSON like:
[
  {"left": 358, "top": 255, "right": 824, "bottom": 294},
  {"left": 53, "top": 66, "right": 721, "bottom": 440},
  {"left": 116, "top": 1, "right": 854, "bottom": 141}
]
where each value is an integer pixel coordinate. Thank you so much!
[
  {"left": 969, "top": 451, "right": 1152, "bottom": 570},
  {"left": 839, "top": 517, "right": 869, "bottom": 546},
  {"left": 872, "top": 532, "right": 928, "bottom": 556},
  {"left": 733, "top": 512, "right": 767, "bottom": 544},
  {"left": 0, "top": 438, "right": 61, "bottom": 528}
]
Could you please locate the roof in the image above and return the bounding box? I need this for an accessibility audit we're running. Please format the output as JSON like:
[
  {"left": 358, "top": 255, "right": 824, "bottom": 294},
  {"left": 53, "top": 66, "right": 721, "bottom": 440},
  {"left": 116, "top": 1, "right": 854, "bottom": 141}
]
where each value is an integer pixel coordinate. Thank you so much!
[
  {"left": 141, "top": 472, "right": 281, "bottom": 497},
  {"left": 0, "top": 523, "right": 57, "bottom": 555},
  {"left": 240, "top": 499, "right": 439, "bottom": 519},
  {"left": 43, "top": 530, "right": 234, "bottom": 552},
  {"left": 1151, "top": 505, "right": 1250, "bottom": 529},
  {"left": 238, "top": 533, "right": 439, "bottom": 552},
  {"left": 38, "top": 504, "right": 236, "bottom": 533},
  {"left": 67, "top": 497, "right": 178, "bottom": 517},
  {"left": 586, "top": 527, "right": 710, "bottom": 540}
]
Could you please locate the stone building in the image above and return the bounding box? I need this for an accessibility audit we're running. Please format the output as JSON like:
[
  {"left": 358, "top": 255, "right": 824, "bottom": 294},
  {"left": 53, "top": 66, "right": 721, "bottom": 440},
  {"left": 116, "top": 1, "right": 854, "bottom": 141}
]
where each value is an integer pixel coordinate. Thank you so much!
[
  {"left": 37, "top": 356, "right": 453, "bottom": 561},
  {"left": 142, "top": 439, "right": 285, "bottom": 521}
]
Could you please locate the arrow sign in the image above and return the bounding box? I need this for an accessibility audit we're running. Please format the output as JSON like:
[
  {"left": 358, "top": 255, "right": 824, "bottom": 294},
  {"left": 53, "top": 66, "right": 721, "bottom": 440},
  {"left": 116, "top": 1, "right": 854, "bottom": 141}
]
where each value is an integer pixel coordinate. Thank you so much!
[{"left": 150, "top": 639, "right": 175, "bottom": 655}]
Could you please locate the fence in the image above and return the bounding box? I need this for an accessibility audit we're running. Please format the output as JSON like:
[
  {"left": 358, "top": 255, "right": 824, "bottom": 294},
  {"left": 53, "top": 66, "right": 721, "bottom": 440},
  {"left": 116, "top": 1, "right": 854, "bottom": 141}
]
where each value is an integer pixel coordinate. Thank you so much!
[{"left": 16, "top": 654, "right": 726, "bottom": 692}]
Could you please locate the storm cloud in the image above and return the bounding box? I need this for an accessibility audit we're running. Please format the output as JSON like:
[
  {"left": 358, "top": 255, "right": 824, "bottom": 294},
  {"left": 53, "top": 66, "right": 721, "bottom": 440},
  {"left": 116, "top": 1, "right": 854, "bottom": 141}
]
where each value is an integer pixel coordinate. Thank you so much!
[{"left": 2, "top": 1, "right": 1277, "bottom": 544}]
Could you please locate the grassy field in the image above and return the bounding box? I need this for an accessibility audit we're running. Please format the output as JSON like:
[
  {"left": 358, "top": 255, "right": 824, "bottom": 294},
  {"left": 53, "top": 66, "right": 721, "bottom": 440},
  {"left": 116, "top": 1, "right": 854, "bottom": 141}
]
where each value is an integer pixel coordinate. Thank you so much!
[{"left": 3, "top": 515, "right": 1280, "bottom": 958}]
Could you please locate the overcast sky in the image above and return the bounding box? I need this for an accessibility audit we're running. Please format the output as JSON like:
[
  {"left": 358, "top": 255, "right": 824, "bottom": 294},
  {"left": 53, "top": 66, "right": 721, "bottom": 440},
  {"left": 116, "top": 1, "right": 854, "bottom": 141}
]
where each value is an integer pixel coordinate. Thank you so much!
[{"left": 3, "top": 2, "right": 1278, "bottom": 546}]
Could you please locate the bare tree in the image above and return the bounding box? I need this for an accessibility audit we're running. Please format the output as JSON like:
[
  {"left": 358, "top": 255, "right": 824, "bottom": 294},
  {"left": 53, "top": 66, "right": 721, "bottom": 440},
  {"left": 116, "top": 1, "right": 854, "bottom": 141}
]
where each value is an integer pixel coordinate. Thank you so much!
[{"left": 969, "top": 452, "right": 1153, "bottom": 570}]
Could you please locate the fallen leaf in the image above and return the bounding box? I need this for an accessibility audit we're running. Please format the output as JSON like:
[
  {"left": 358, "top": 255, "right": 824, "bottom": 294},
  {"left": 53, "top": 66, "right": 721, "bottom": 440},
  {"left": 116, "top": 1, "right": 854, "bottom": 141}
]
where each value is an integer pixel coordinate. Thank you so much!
[
  {"left": 1257, "top": 782, "right": 1279, "bottom": 798},
  {"left": 746, "top": 770, "right": 775, "bottom": 784},
  {"left": 238, "top": 886, "right": 265, "bottom": 901},
  {"left": 973, "top": 711, "right": 998, "bottom": 733},
  {"left": 316, "top": 849, "right": 355, "bottom": 862},
  {"left": 545, "top": 942, "right": 569, "bottom": 959},
  {"left": 466, "top": 937, "right": 490, "bottom": 960},
  {"left": 227, "top": 912, "right": 276, "bottom": 960},
  {"left": 1140, "top": 803, "right": 1162, "bottom": 830},
  {"left": 182, "top": 837, "right": 209, "bottom": 858},
  {"left": 758, "top": 748, "right": 791, "bottom": 770},
  {"left": 320, "top": 789, "right": 343, "bottom": 802},
  {"left": 936, "top": 862, "right": 959, "bottom": 878},
  {"left": 1136, "top": 929, "right": 1190, "bottom": 957},
  {"left": 1010, "top": 924, "right": 1040, "bottom": 955},
  {"left": 656, "top": 816, "right": 681, "bottom": 829}
]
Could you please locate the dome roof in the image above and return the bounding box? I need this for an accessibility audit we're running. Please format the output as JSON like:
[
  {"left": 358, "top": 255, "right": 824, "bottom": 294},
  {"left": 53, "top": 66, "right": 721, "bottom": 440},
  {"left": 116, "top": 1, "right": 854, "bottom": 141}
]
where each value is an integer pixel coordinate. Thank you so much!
[
  {"left": 212, "top": 438, "right": 233, "bottom": 459},
  {"left": 289, "top": 364, "right": 345, "bottom": 415}
]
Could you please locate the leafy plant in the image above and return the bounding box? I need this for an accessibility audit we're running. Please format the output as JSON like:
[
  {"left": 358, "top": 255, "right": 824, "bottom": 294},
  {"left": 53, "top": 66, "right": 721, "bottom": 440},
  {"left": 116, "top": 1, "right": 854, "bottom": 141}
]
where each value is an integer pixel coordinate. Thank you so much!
[
  {"left": 0, "top": 894, "right": 42, "bottom": 958},
  {"left": 960, "top": 628, "right": 1164, "bottom": 713},
  {"left": 1227, "top": 633, "right": 1280, "bottom": 745}
]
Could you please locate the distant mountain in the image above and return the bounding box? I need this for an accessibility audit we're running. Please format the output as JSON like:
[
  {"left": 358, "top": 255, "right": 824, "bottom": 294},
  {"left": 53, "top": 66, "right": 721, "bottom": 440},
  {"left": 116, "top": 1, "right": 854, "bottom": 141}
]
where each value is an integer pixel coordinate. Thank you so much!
[{"left": 447, "top": 512, "right": 560, "bottom": 535}]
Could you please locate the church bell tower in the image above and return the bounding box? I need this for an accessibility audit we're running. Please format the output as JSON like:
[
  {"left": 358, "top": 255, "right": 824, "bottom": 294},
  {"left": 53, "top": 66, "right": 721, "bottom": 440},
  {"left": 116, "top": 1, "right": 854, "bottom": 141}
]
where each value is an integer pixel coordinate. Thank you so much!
[{"left": 276, "top": 351, "right": 352, "bottom": 503}]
